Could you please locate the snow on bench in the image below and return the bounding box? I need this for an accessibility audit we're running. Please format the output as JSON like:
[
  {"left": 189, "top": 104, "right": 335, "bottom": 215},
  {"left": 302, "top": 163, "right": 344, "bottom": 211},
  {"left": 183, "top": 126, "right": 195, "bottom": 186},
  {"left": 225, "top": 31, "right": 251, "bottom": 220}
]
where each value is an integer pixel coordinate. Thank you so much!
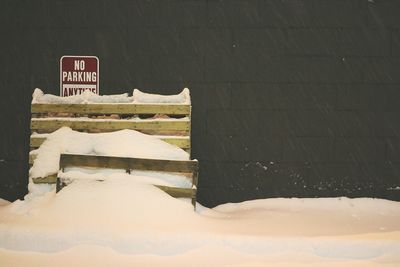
[{"left": 56, "top": 153, "right": 198, "bottom": 205}]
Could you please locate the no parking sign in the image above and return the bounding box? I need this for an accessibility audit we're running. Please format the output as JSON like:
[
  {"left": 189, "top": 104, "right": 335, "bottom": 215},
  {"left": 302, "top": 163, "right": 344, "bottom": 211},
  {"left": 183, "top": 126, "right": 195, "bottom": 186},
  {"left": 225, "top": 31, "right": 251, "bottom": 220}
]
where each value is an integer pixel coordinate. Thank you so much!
[{"left": 60, "top": 56, "right": 99, "bottom": 97}]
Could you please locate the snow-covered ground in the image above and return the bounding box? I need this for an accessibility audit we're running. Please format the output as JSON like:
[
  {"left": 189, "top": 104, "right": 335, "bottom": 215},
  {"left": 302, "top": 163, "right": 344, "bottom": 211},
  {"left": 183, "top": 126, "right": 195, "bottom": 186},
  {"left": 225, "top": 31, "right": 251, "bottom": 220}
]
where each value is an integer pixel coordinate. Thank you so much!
[
  {"left": 1, "top": 90, "right": 399, "bottom": 266},
  {"left": 1, "top": 183, "right": 400, "bottom": 266}
]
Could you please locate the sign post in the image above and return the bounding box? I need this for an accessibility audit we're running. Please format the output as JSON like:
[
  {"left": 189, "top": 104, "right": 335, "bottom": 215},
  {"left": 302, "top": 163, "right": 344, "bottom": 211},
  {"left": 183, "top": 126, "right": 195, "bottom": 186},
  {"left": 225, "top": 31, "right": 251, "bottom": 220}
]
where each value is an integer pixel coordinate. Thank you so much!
[{"left": 60, "top": 55, "right": 99, "bottom": 97}]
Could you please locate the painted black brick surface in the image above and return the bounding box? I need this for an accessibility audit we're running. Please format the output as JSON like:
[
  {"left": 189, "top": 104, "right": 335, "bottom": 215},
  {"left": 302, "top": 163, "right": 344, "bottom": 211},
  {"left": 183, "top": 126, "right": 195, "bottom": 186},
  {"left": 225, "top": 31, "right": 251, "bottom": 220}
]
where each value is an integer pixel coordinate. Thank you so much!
[{"left": 0, "top": 0, "right": 400, "bottom": 206}]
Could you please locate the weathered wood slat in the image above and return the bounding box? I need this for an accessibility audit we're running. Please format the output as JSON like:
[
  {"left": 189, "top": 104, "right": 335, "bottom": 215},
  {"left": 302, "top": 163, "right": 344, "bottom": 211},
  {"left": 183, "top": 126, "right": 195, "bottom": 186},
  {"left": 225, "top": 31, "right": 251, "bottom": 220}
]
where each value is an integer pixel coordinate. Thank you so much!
[
  {"left": 31, "top": 103, "right": 190, "bottom": 115},
  {"left": 30, "top": 153, "right": 192, "bottom": 168},
  {"left": 30, "top": 137, "right": 46, "bottom": 148},
  {"left": 31, "top": 119, "right": 190, "bottom": 133},
  {"left": 30, "top": 135, "right": 190, "bottom": 149},
  {"left": 33, "top": 174, "right": 57, "bottom": 183},
  {"left": 152, "top": 137, "right": 191, "bottom": 149},
  {"left": 29, "top": 153, "right": 37, "bottom": 165},
  {"left": 154, "top": 185, "right": 196, "bottom": 198},
  {"left": 60, "top": 154, "right": 198, "bottom": 174}
]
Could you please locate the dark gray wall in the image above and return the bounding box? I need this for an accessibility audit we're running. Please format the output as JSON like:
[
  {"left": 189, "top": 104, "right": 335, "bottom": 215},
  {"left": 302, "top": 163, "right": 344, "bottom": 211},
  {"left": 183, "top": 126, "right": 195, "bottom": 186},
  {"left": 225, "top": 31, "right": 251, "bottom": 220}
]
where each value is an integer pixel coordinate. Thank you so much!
[{"left": 1, "top": 0, "right": 400, "bottom": 207}]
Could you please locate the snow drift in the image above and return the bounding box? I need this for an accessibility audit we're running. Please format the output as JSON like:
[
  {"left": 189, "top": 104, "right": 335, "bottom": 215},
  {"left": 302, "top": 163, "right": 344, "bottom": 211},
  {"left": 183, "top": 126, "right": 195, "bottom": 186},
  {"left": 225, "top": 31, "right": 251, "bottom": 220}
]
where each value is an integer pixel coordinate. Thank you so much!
[{"left": 1, "top": 186, "right": 400, "bottom": 266}]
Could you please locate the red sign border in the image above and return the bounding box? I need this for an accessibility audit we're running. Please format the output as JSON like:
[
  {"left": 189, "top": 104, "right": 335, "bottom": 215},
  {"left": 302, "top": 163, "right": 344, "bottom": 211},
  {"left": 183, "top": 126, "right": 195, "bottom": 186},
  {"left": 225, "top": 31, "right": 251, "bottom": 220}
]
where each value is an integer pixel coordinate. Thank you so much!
[{"left": 59, "top": 55, "right": 100, "bottom": 97}]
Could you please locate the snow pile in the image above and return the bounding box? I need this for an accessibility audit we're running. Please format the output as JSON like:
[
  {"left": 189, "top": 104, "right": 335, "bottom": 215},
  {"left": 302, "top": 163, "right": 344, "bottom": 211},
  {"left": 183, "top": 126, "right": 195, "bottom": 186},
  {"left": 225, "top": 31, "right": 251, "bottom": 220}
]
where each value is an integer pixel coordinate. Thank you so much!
[
  {"left": 28, "top": 127, "right": 191, "bottom": 197},
  {"left": 58, "top": 171, "right": 193, "bottom": 190},
  {"left": 30, "top": 127, "right": 189, "bottom": 179},
  {"left": 133, "top": 88, "right": 190, "bottom": 104},
  {"left": 0, "top": 199, "right": 10, "bottom": 206},
  {"left": 0, "top": 190, "right": 400, "bottom": 266},
  {"left": 32, "top": 88, "right": 133, "bottom": 104}
]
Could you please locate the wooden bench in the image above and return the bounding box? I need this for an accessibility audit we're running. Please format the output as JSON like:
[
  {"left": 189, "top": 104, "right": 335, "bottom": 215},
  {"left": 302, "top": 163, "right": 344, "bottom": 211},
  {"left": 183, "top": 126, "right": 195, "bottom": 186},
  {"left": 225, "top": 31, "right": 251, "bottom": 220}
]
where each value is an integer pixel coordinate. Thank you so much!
[
  {"left": 56, "top": 154, "right": 198, "bottom": 206},
  {"left": 29, "top": 90, "right": 198, "bottom": 206}
]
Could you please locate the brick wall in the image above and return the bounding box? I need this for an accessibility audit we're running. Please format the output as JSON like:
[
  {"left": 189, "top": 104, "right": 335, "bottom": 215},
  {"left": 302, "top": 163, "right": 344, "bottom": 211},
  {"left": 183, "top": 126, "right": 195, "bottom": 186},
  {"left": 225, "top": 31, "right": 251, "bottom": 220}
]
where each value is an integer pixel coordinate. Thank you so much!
[{"left": 0, "top": 0, "right": 399, "bottom": 206}]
